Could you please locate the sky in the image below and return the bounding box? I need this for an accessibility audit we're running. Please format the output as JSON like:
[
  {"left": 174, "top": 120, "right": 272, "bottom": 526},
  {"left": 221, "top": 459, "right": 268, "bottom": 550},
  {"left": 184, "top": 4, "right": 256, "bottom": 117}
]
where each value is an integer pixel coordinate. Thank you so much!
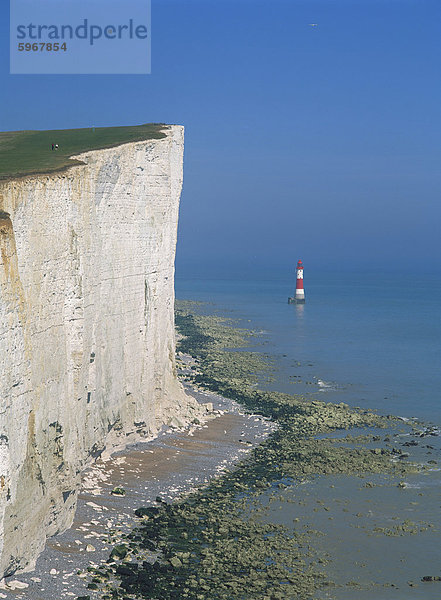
[{"left": 1, "top": 0, "right": 440, "bottom": 277}]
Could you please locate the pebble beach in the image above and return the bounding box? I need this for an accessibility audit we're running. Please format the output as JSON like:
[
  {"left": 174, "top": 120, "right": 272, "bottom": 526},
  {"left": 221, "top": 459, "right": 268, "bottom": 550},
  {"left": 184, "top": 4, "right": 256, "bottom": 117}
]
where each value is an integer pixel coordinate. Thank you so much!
[{"left": 0, "top": 373, "right": 274, "bottom": 600}]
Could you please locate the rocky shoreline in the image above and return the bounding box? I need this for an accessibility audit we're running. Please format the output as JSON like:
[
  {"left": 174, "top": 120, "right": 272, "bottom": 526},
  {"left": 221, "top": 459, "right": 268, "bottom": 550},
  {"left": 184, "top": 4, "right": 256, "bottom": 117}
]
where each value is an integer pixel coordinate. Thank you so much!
[
  {"left": 66, "top": 301, "right": 432, "bottom": 600},
  {"left": 2, "top": 300, "right": 439, "bottom": 600},
  {"left": 0, "top": 376, "right": 273, "bottom": 599}
]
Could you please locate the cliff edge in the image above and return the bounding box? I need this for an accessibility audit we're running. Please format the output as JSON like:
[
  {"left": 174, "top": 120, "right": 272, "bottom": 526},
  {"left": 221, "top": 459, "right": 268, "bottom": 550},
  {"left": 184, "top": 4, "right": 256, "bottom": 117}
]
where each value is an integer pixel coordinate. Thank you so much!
[{"left": 0, "top": 125, "right": 200, "bottom": 576}]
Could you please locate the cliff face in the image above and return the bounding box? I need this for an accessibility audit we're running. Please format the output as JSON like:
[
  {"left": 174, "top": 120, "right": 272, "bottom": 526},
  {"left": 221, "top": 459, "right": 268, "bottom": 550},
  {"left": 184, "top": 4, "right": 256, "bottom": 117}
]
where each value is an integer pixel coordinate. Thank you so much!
[{"left": 0, "top": 126, "right": 199, "bottom": 576}]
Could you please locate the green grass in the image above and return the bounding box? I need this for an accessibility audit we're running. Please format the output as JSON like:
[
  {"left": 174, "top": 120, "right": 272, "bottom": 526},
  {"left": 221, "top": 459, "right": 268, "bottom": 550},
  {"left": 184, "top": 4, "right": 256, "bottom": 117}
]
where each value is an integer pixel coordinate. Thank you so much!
[{"left": 0, "top": 123, "right": 168, "bottom": 180}]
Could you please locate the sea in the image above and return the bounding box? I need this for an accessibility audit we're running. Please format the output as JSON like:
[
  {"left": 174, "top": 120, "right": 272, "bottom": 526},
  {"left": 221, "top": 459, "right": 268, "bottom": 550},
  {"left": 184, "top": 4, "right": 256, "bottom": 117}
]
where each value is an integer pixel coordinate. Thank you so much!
[
  {"left": 176, "top": 269, "right": 441, "bottom": 599},
  {"left": 176, "top": 270, "right": 441, "bottom": 422}
]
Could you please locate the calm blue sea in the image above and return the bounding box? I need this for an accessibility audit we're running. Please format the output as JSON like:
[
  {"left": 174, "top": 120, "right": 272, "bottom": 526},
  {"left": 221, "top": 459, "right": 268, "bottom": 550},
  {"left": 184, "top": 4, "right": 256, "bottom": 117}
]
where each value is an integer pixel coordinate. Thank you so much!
[
  {"left": 176, "top": 270, "right": 441, "bottom": 597},
  {"left": 176, "top": 270, "right": 441, "bottom": 423}
]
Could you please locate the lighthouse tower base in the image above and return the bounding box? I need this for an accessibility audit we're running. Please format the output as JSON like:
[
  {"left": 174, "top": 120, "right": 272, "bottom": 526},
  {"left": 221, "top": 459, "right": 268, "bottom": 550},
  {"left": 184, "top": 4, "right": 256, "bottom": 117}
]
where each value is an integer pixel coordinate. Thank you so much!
[{"left": 288, "top": 296, "right": 305, "bottom": 304}]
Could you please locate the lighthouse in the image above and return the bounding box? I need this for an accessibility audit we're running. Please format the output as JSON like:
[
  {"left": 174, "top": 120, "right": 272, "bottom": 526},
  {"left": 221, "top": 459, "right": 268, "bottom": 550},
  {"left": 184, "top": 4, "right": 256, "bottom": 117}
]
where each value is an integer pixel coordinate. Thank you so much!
[{"left": 288, "top": 260, "right": 305, "bottom": 304}]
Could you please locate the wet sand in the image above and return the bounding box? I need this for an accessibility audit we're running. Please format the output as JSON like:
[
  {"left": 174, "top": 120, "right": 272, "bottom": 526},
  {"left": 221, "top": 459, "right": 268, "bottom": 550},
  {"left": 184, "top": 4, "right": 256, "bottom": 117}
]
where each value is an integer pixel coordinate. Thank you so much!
[{"left": 0, "top": 382, "right": 274, "bottom": 599}]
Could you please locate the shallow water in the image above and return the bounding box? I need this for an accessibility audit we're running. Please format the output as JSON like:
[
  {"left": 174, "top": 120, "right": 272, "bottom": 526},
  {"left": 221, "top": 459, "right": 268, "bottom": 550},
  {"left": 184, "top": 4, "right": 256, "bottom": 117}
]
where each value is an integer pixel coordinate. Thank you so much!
[
  {"left": 259, "top": 470, "right": 441, "bottom": 599},
  {"left": 176, "top": 270, "right": 441, "bottom": 598}
]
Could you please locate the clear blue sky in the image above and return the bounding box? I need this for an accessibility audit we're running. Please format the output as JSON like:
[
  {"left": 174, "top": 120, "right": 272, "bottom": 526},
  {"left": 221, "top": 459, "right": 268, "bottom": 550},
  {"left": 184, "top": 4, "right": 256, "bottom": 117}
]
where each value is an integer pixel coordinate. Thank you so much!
[{"left": 1, "top": 0, "right": 440, "bottom": 276}]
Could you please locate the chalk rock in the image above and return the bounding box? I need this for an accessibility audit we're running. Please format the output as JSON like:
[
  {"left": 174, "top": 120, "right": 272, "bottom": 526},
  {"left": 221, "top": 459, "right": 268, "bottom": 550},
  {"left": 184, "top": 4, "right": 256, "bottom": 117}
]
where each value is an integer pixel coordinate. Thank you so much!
[
  {"left": 6, "top": 580, "right": 29, "bottom": 589},
  {"left": 0, "top": 126, "right": 201, "bottom": 576}
]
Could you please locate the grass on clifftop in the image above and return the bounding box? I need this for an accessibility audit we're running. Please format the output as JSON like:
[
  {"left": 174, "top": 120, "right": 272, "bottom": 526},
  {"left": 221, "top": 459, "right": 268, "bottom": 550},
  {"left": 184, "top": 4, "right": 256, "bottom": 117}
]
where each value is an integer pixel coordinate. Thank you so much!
[{"left": 0, "top": 123, "right": 167, "bottom": 180}]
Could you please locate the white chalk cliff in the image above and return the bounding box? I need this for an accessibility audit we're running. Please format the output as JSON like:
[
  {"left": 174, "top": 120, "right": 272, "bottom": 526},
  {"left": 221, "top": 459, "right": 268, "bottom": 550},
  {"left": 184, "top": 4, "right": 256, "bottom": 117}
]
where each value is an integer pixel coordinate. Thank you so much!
[{"left": 0, "top": 126, "right": 199, "bottom": 576}]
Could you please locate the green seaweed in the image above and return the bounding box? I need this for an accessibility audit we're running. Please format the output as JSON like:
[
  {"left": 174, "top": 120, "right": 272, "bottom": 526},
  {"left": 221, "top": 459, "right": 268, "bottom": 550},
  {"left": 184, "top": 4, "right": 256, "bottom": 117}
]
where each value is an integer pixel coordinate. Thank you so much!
[{"left": 91, "top": 301, "right": 420, "bottom": 600}]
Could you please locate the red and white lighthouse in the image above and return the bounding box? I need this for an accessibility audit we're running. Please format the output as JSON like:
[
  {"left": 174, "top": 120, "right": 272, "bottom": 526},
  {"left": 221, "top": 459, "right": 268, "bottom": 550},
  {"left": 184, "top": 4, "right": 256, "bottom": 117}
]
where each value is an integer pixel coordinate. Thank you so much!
[{"left": 288, "top": 260, "right": 306, "bottom": 304}]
